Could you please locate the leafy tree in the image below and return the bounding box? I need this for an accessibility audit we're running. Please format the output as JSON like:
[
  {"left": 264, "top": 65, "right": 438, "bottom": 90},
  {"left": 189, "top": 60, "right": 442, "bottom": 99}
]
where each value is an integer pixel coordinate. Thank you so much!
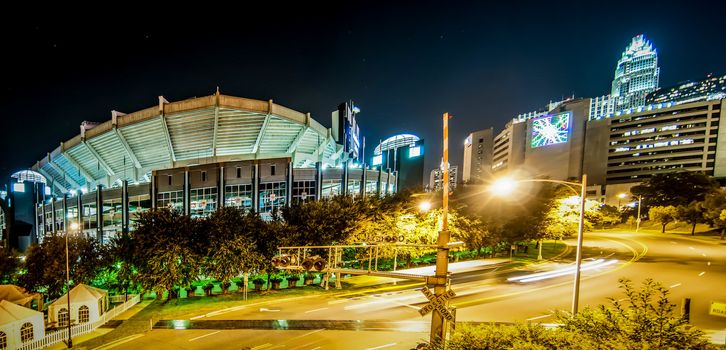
[
  {"left": 702, "top": 189, "right": 726, "bottom": 240},
  {"left": 648, "top": 206, "right": 678, "bottom": 233},
  {"left": 131, "top": 209, "right": 204, "bottom": 299},
  {"left": 204, "top": 208, "right": 265, "bottom": 291},
  {"left": 0, "top": 249, "right": 19, "bottom": 284},
  {"left": 282, "top": 195, "right": 362, "bottom": 246},
  {"left": 449, "top": 212, "right": 491, "bottom": 257},
  {"left": 677, "top": 201, "right": 704, "bottom": 236},
  {"left": 631, "top": 171, "right": 718, "bottom": 208},
  {"left": 557, "top": 278, "right": 710, "bottom": 350}
]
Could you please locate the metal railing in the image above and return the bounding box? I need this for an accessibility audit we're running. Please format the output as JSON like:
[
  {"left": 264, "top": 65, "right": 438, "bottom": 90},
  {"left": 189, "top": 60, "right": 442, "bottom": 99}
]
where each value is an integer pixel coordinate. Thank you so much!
[{"left": 19, "top": 294, "right": 140, "bottom": 350}]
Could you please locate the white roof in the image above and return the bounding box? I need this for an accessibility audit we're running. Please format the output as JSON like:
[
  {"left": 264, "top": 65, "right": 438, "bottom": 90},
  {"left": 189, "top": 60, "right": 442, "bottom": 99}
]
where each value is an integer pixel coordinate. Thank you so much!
[
  {"left": 0, "top": 285, "right": 37, "bottom": 307},
  {"left": 0, "top": 300, "right": 42, "bottom": 325},
  {"left": 49, "top": 284, "right": 107, "bottom": 307}
]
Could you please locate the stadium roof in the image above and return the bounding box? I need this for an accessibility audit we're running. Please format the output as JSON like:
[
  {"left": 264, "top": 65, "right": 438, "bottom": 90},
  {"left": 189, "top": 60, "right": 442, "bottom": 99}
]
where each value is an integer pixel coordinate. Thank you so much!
[{"left": 32, "top": 91, "right": 342, "bottom": 196}]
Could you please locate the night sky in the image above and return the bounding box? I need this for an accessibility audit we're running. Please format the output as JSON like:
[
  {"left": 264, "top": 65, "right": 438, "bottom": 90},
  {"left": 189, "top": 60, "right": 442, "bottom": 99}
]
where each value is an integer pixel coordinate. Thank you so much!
[{"left": 2, "top": 1, "right": 725, "bottom": 182}]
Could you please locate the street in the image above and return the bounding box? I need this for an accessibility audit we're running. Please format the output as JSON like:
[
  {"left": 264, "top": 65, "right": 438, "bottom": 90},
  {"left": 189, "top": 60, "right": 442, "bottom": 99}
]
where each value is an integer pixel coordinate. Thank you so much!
[{"left": 110, "top": 230, "right": 726, "bottom": 349}]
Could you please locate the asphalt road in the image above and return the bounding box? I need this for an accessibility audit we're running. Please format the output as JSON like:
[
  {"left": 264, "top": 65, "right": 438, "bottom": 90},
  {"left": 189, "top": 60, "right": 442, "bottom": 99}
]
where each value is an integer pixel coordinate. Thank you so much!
[{"left": 109, "top": 230, "right": 726, "bottom": 349}]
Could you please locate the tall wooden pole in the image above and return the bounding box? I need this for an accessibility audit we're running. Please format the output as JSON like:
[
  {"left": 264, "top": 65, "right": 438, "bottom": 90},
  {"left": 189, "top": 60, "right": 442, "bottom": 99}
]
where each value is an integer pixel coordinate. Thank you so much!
[{"left": 430, "top": 112, "right": 451, "bottom": 345}]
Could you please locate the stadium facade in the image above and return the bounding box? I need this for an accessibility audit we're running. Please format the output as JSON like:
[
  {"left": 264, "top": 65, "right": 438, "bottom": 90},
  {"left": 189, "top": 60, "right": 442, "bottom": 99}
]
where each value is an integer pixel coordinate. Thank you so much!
[{"left": 10, "top": 92, "right": 396, "bottom": 249}]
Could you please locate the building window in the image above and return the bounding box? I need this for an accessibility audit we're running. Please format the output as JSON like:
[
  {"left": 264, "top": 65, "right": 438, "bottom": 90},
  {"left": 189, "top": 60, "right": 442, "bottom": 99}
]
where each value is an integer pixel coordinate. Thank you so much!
[
  {"left": 259, "top": 182, "right": 286, "bottom": 214},
  {"left": 157, "top": 191, "right": 184, "bottom": 212},
  {"left": 45, "top": 209, "right": 53, "bottom": 234},
  {"left": 236, "top": 167, "right": 241, "bottom": 178},
  {"left": 55, "top": 207, "right": 64, "bottom": 231},
  {"left": 168, "top": 175, "right": 172, "bottom": 186},
  {"left": 129, "top": 194, "right": 151, "bottom": 229},
  {"left": 0, "top": 331, "right": 7, "bottom": 350},
  {"left": 79, "top": 305, "right": 90, "bottom": 323},
  {"left": 102, "top": 199, "right": 122, "bottom": 230},
  {"left": 82, "top": 203, "right": 97, "bottom": 231},
  {"left": 20, "top": 323, "right": 33, "bottom": 343},
  {"left": 190, "top": 187, "right": 218, "bottom": 218},
  {"left": 58, "top": 308, "right": 70, "bottom": 327},
  {"left": 292, "top": 181, "right": 316, "bottom": 203},
  {"left": 270, "top": 165, "right": 276, "bottom": 176},
  {"left": 321, "top": 179, "right": 341, "bottom": 198},
  {"left": 225, "top": 184, "right": 253, "bottom": 211},
  {"left": 201, "top": 171, "right": 207, "bottom": 182}
]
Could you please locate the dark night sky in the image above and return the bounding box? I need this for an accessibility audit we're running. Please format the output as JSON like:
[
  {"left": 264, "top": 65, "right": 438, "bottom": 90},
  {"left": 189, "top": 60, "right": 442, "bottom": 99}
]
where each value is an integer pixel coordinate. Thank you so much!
[{"left": 1, "top": 1, "right": 725, "bottom": 182}]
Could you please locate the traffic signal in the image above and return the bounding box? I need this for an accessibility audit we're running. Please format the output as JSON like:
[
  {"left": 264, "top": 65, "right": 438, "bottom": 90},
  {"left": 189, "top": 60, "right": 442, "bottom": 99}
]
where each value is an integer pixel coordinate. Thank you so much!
[
  {"left": 272, "top": 254, "right": 297, "bottom": 267},
  {"left": 302, "top": 255, "right": 322, "bottom": 270},
  {"left": 313, "top": 257, "right": 327, "bottom": 271}
]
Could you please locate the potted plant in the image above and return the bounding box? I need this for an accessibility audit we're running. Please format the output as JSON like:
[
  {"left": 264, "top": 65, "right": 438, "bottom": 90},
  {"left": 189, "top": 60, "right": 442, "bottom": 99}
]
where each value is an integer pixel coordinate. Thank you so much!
[
  {"left": 252, "top": 277, "right": 265, "bottom": 291},
  {"left": 270, "top": 274, "right": 283, "bottom": 290},
  {"left": 221, "top": 281, "right": 232, "bottom": 294},
  {"left": 286, "top": 274, "right": 301, "bottom": 288},
  {"left": 303, "top": 273, "right": 316, "bottom": 286},
  {"left": 203, "top": 283, "right": 214, "bottom": 296},
  {"left": 185, "top": 286, "right": 195, "bottom": 298}
]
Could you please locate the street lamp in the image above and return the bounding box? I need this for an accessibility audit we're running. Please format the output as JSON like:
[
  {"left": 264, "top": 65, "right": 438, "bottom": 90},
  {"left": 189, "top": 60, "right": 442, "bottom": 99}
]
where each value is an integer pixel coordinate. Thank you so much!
[
  {"left": 65, "top": 222, "right": 79, "bottom": 348},
  {"left": 617, "top": 193, "right": 627, "bottom": 209},
  {"left": 490, "top": 174, "right": 588, "bottom": 314},
  {"left": 418, "top": 201, "right": 432, "bottom": 213}
]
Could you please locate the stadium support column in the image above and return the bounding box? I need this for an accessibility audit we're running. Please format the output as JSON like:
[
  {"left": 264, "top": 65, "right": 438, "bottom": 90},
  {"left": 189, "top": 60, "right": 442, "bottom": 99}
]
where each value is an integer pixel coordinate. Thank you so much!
[
  {"left": 62, "top": 194, "right": 68, "bottom": 235},
  {"left": 184, "top": 170, "right": 190, "bottom": 216},
  {"left": 41, "top": 201, "right": 46, "bottom": 239},
  {"left": 287, "top": 160, "right": 293, "bottom": 206},
  {"left": 96, "top": 185, "right": 103, "bottom": 243},
  {"left": 121, "top": 180, "right": 129, "bottom": 238},
  {"left": 77, "top": 191, "right": 83, "bottom": 234},
  {"left": 377, "top": 166, "right": 383, "bottom": 196},
  {"left": 151, "top": 173, "right": 157, "bottom": 209},
  {"left": 342, "top": 161, "right": 349, "bottom": 196},
  {"left": 252, "top": 163, "right": 259, "bottom": 213},
  {"left": 361, "top": 167, "right": 366, "bottom": 198},
  {"left": 219, "top": 166, "right": 225, "bottom": 208},
  {"left": 385, "top": 169, "right": 392, "bottom": 195},
  {"left": 50, "top": 198, "right": 56, "bottom": 235},
  {"left": 315, "top": 162, "right": 322, "bottom": 200}
]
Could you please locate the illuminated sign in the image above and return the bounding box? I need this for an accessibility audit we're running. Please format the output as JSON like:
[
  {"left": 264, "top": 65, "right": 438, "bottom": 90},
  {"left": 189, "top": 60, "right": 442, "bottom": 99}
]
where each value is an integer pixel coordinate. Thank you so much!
[
  {"left": 372, "top": 155, "right": 382, "bottom": 166},
  {"left": 409, "top": 146, "right": 421, "bottom": 158},
  {"left": 531, "top": 112, "right": 571, "bottom": 148},
  {"left": 12, "top": 183, "right": 25, "bottom": 193}
]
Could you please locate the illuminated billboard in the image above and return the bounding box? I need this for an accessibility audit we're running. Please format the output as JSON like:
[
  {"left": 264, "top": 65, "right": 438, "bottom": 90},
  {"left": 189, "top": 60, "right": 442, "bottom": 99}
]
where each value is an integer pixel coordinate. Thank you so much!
[{"left": 531, "top": 112, "right": 571, "bottom": 148}]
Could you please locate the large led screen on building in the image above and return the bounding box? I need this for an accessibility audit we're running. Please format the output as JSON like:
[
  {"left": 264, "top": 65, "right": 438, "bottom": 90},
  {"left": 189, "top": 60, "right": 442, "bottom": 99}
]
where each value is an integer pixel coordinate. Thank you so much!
[{"left": 531, "top": 112, "right": 571, "bottom": 148}]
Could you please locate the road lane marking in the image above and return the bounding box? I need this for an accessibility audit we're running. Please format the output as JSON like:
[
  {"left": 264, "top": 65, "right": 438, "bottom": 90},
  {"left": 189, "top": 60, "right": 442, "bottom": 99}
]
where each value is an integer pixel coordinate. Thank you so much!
[
  {"left": 669, "top": 283, "right": 682, "bottom": 288},
  {"left": 304, "top": 307, "right": 329, "bottom": 314},
  {"left": 366, "top": 343, "right": 398, "bottom": 350},
  {"left": 526, "top": 314, "right": 552, "bottom": 321},
  {"left": 259, "top": 308, "right": 280, "bottom": 312},
  {"left": 689, "top": 246, "right": 695, "bottom": 250},
  {"left": 251, "top": 343, "right": 272, "bottom": 350},
  {"left": 702, "top": 253, "right": 707, "bottom": 257},
  {"left": 93, "top": 334, "right": 145, "bottom": 350},
  {"left": 670, "top": 241, "right": 677, "bottom": 244},
  {"left": 699, "top": 271, "right": 706, "bottom": 276},
  {"left": 189, "top": 331, "right": 221, "bottom": 341}
]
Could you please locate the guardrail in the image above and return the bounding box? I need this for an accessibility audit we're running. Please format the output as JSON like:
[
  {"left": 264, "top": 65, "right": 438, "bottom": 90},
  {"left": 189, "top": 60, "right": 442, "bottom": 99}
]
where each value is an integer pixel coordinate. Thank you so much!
[{"left": 19, "top": 294, "right": 140, "bottom": 350}]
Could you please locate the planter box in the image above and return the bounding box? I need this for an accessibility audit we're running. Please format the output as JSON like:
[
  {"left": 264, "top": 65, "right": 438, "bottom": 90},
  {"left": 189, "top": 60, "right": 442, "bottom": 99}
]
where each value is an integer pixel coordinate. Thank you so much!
[
  {"left": 271, "top": 281, "right": 282, "bottom": 290},
  {"left": 287, "top": 279, "right": 299, "bottom": 288}
]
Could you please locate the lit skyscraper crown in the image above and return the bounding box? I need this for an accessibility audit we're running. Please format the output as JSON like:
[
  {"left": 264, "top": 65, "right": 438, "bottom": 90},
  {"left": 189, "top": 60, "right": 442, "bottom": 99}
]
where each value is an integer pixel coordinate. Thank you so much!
[
  {"left": 611, "top": 34, "right": 660, "bottom": 111},
  {"left": 621, "top": 34, "right": 657, "bottom": 58}
]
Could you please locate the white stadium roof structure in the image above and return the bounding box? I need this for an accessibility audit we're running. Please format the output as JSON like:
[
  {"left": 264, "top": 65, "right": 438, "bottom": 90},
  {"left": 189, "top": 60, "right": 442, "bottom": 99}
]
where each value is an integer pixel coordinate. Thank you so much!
[{"left": 32, "top": 92, "right": 342, "bottom": 196}]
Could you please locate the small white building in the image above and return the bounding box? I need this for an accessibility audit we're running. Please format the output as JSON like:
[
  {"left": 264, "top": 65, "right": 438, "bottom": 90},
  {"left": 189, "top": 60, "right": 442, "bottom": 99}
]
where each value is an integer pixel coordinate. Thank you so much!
[
  {"left": 0, "top": 300, "right": 45, "bottom": 348},
  {"left": 48, "top": 284, "right": 109, "bottom": 326}
]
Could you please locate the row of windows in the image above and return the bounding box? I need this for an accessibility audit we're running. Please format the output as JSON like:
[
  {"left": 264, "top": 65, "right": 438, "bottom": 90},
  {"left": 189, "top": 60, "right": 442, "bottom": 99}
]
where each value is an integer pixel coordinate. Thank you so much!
[
  {"left": 57, "top": 305, "right": 90, "bottom": 327},
  {"left": 609, "top": 146, "right": 717, "bottom": 161},
  {"left": 610, "top": 128, "right": 715, "bottom": 146},
  {"left": 0, "top": 322, "right": 35, "bottom": 345}
]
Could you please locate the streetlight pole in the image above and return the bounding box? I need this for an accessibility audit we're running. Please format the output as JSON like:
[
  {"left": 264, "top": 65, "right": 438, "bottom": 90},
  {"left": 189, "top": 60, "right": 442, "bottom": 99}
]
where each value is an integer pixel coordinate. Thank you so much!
[
  {"left": 635, "top": 195, "right": 642, "bottom": 232},
  {"left": 430, "top": 112, "right": 452, "bottom": 345},
  {"left": 65, "top": 222, "right": 76, "bottom": 348},
  {"left": 571, "top": 174, "right": 587, "bottom": 314}
]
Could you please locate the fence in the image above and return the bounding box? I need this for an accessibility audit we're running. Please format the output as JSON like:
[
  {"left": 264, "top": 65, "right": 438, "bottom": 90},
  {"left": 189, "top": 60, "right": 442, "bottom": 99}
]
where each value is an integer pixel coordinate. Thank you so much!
[{"left": 19, "top": 294, "right": 140, "bottom": 350}]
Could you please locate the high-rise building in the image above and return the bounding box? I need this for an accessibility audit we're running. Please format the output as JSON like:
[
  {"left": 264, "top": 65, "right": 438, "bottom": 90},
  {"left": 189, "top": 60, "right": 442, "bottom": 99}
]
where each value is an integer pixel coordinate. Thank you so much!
[
  {"left": 462, "top": 128, "right": 493, "bottom": 184},
  {"left": 611, "top": 34, "right": 660, "bottom": 112},
  {"left": 646, "top": 74, "right": 726, "bottom": 105},
  {"left": 429, "top": 165, "right": 458, "bottom": 192}
]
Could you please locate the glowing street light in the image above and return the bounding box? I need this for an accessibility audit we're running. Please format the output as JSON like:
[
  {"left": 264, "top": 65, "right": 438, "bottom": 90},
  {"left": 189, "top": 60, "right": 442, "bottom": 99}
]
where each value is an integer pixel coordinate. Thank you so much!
[
  {"left": 418, "top": 201, "right": 432, "bottom": 212},
  {"left": 617, "top": 193, "right": 627, "bottom": 209},
  {"left": 489, "top": 174, "right": 588, "bottom": 314}
]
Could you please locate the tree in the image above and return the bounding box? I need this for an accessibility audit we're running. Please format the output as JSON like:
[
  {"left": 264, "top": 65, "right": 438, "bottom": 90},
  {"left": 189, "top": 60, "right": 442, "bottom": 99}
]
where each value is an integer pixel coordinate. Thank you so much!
[
  {"left": 631, "top": 172, "right": 718, "bottom": 208},
  {"left": 0, "top": 249, "right": 19, "bottom": 284},
  {"left": 702, "top": 189, "right": 726, "bottom": 240},
  {"left": 677, "top": 201, "right": 704, "bottom": 236},
  {"left": 131, "top": 209, "right": 204, "bottom": 299},
  {"left": 649, "top": 206, "right": 678, "bottom": 233},
  {"left": 204, "top": 208, "right": 265, "bottom": 291},
  {"left": 556, "top": 278, "right": 710, "bottom": 350}
]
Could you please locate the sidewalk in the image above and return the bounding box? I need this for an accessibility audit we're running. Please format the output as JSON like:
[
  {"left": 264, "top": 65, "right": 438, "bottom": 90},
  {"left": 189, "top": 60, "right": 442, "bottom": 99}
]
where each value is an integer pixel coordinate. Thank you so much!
[{"left": 46, "top": 299, "right": 152, "bottom": 350}]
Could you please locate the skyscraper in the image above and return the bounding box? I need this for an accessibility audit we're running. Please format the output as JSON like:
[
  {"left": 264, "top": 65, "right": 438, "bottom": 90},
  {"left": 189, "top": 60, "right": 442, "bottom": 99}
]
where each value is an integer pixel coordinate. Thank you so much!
[{"left": 611, "top": 34, "right": 660, "bottom": 111}]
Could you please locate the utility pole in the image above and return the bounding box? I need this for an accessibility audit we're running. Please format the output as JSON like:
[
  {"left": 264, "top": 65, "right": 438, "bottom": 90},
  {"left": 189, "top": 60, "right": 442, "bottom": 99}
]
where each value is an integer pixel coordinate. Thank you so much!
[
  {"left": 430, "top": 112, "right": 452, "bottom": 345},
  {"left": 635, "top": 195, "right": 642, "bottom": 232}
]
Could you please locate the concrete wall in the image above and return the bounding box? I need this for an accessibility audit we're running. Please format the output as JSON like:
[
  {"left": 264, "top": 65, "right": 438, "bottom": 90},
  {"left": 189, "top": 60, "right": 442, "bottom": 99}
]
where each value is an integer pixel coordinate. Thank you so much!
[{"left": 583, "top": 118, "right": 611, "bottom": 186}]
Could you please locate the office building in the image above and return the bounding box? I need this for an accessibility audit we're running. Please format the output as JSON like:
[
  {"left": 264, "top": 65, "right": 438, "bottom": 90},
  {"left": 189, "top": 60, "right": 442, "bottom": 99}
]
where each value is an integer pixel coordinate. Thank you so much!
[
  {"left": 462, "top": 128, "right": 493, "bottom": 183},
  {"left": 372, "top": 134, "right": 425, "bottom": 191},
  {"left": 611, "top": 34, "right": 660, "bottom": 111},
  {"left": 646, "top": 74, "right": 726, "bottom": 105},
  {"left": 429, "top": 164, "right": 458, "bottom": 192}
]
